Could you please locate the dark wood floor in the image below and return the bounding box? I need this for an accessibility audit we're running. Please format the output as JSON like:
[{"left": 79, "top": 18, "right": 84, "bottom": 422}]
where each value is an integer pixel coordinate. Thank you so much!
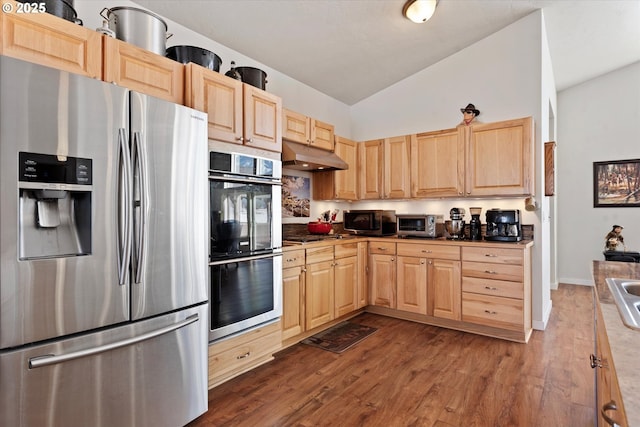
[{"left": 189, "top": 284, "right": 595, "bottom": 427}]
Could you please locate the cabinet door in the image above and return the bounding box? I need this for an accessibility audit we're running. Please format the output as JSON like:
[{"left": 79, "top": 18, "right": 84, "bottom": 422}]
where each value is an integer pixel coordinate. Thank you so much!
[
  {"left": 428, "top": 259, "right": 461, "bottom": 320},
  {"left": 103, "top": 37, "right": 184, "bottom": 104},
  {"left": 334, "top": 136, "right": 359, "bottom": 200},
  {"left": 465, "top": 117, "right": 533, "bottom": 196},
  {"left": 313, "top": 136, "right": 358, "bottom": 200},
  {"left": 384, "top": 135, "right": 412, "bottom": 199},
  {"left": 411, "top": 128, "right": 463, "bottom": 197},
  {"left": 282, "top": 108, "right": 309, "bottom": 144},
  {"left": 310, "top": 119, "right": 335, "bottom": 151},
  {"left": 243, "top": 84, "right": 282, "bottom": 152},
  {"left": 369, "top": 254, "right": 395, "bottom": 308},
  {"left": 305, "top": 260, "right": 334, "bottom": 330},
  {"left": 334, "top": 255, "right": 358, "bottom": 317},
  {"left": 282, "top": 266, "right": 305, "bottom": 341},
  {"left": 397, "top": 256, "right": 427, "bottom": 314},
  {"left": 595, "top": 298, "right": 628, "bottom": 427},
  {"left": 359, "top": 139, "right": 383, "bottom": 200},
  {"left": 185, "top": 64, "right": 243, "bottom": 145},
  {"left": 0, "top": 9, "right": 102, "bottom": 78}
]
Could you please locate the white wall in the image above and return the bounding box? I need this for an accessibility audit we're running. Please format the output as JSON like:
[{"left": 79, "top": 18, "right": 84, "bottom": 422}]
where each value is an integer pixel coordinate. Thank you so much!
[
  {"left": 348, "top": 11, "right": 554, "bottom": 329},
  {"left": 75, "top": 0, "right": 352, "bottom": 136},
  {"left": 557, "top": 61, "right": 640, "bottom": 285}
]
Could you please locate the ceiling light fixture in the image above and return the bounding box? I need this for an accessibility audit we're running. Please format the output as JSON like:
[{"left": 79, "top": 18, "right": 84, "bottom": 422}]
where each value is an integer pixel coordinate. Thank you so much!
[{"left": 403, "top": 0, "right": 438, "bottom": 23}]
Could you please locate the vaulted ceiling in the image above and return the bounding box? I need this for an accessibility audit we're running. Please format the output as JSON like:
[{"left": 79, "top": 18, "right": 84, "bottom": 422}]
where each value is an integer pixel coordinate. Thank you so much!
[{"left": 135, "top": 0, "right": 640, "bottom": 105}]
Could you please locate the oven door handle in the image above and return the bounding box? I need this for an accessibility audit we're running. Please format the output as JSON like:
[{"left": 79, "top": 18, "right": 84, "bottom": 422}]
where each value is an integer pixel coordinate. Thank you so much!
[
  {"left": 209, "top": 175, "right": 282, "bottom": 186},
  {"left": 209, "top": 252, "right": 282, "bottom": 266}
]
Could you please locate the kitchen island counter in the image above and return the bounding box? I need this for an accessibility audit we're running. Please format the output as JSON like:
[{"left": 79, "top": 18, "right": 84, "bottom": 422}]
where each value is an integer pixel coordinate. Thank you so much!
[{"left": 592, "top": 260, "right": 640, "bottom": 426}]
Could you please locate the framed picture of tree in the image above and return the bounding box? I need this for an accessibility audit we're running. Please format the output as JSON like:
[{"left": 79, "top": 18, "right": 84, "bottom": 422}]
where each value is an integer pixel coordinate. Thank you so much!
[{"left": 593, "top": 158, "right": 640, "bottom": 207}]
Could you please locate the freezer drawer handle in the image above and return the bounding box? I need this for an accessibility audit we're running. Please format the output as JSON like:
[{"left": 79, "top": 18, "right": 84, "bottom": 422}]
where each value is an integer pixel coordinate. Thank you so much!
[{"left": 28, "top": 313, "right": 200, "bottom": 369}]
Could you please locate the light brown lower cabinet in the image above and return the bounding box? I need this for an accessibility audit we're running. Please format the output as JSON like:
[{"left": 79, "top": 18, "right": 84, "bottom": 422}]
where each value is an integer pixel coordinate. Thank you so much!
[
  {"left": 208, "top": 320, "right": 282, "bottom": 389},
  {"left": 594, "top": 291, "right": 628, "bottom": 427},
  {"left": 461, "top": 245, "right": 532, "bottom": 342},
  {"left": 369, "top": 241, "right": 397, "bottom": 308},
  {"left": 305, "top": 259, "right": 335, "bottom": 330},
  {"left": 281, "top": 242, "right": 367, "bottom": 346},
  {"left": 281, "top": 249, "right": 306, "bottom": 341}
]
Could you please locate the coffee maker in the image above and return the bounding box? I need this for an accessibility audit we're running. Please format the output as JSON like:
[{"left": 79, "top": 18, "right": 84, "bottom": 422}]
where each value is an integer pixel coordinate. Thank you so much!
[
  {"left": 485, "top": 209, "right": 522, "bottom": 242},
  {"left": 445, "top": 207, "right": 465, "bottom": 240}
]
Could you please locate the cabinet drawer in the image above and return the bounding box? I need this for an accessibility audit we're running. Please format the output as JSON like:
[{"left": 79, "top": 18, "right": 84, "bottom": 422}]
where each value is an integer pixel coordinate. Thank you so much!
[
  {"left": 369, "top": 241, "right": 396, "bottom": 255},
  {"left": 462, "top": 293, "right": 523, "bottom": 331},
  {"left": 283, "top": 249, "right": 305, "bottom": 268},
  {"left": 335, "top": 242, "right": 358, "bottom": 259},
  {"left": 397, "top": 243, "right": 460, "bottom": 260},
  {"left": 208, "top": 322, "right": 281, "bottom": 385},
  {"left": 462, "top": 247, "right": 523, "bottom": 265},
  {"left": 462, "top": 276, "right": 523, "bottom": 299},
  {"left": 462, "top": 261, "right": 523, "bottom": 282},
  {"left": 306, "top": 245, "right": 334, "bottom": 264}
]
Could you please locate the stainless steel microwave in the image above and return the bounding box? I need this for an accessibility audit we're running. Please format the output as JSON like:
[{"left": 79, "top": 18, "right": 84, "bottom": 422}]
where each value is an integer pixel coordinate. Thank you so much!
[
  {"left": 396, "top": 214, "right": 444, "bottom": 238},
  {"left": 343, "top": 210, "right": 396, "bottom": 236}
]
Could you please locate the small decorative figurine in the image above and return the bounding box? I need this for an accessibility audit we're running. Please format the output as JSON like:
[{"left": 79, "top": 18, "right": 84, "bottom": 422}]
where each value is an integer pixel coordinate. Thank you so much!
[
  {"left": 605, "top": 225, "right": 625, "bottom": 251},
  {"left": 459, "top": 103, "right": 480, "bottom": 126}
]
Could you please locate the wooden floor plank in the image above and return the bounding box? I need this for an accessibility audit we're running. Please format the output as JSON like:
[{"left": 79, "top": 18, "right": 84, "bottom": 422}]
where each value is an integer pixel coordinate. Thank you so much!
[{"left": 188, "top": 284, "right": 596, "bottom": 427}]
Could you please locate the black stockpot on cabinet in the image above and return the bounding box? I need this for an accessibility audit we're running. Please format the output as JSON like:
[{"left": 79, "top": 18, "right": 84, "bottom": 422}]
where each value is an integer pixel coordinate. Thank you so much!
[
  {"left": 235, "top": 66, "right": 267, "bottom": 90},
  {"left": 166, "top": 46, "right": 222, "bottom": 72}
]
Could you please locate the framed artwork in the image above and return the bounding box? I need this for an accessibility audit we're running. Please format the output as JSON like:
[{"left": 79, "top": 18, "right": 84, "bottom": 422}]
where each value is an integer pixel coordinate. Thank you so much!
[
  {"left": 282, "top": 174, "right": 310, "bottom": 217},
  {"left": 593, "top": 158, "right": 640, "bottom": 207}
]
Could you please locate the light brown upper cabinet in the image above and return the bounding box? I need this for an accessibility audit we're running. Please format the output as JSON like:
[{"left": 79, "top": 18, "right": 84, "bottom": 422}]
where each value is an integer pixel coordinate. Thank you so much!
[
  {"left": 358, "top": 139, "right": 384, "bottom": 200},
  {"left": 411, "top": 128, "right": 463, "bottom": 198},
  {"left": 383, "top": 135, "right": 412, "bottom": 199},
  {"left": 0, "top": 4, "right": 102, "bottom": 78},
  {"left": 103, "top": 36, "right": 184, "bottom": 104},
  {"left": 186, "top": 64, "right": 282, "bottom": 152},
  {"left": 313, "top": 136, "right": 358, "bottom": 200},
  {"left": 464, "top": 117, "right": 534, "bottom": 197},
  {"left": 410, "top": 117, "right": 533, "bottom": 198},
  {"left": 282, "top": 108, "right": 334, "bottom": 151}
]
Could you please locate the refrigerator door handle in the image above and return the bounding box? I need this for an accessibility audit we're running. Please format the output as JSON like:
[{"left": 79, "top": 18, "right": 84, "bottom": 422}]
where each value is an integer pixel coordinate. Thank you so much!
[
  {"left": 132, "top": 131, "right": 147, "bottom": 284},
  {"left": 117, "top": 128, "right": 133, "bottom": 286},
  {"left": 28, "top": 313, "right": 200, "bottom": 369}
]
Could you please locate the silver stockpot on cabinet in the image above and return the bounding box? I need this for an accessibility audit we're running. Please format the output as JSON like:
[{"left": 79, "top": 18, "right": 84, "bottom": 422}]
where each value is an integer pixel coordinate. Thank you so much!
[{"left": 100, "top": 7, "right": 172, "bottom": 55}]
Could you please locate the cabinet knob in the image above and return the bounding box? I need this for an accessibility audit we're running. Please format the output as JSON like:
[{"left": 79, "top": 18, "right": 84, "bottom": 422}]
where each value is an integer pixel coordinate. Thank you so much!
[
  {"left": 235, "top": 136, "right": 244, "bottom": 142},
  {"left": 421, "top": 250, "right": 432, "bottom": 253},
  {"left": 484, "top": 270, "right": 498, "bottom": 275},
  {"left": 246, "top": 138, "right": 252, "bottom": 143},
  {"left": 484, "top": 286, "right": 498, "bottom": 291},
  {"left": 484, "top": 253, "right": 498, "bottom": 257},
  {"left": 484, "top": 309, "right": 498, "bottom": 315},
  {"left": 236, "top": 351, "right": 250, "bottom": 360}
]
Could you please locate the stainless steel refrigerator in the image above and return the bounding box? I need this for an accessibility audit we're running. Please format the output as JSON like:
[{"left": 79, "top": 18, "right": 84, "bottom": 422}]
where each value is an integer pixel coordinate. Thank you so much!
[{"left": 0, "top": 56, "right": 209, "bottom": 427}]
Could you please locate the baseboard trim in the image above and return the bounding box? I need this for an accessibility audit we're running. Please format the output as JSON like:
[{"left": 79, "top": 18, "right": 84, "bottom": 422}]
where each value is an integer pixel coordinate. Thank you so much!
[{"left": 558, "top": 277, "right": 593, "bottom": 286}]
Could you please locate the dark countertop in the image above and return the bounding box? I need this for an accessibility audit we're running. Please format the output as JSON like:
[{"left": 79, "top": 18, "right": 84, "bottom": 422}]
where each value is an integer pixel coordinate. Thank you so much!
[
  {"left": 592, "top": 260, "right": 640, "bottom": 425},
  {"left": 283, "top": 234, "right": 533, "bottom": 250}
]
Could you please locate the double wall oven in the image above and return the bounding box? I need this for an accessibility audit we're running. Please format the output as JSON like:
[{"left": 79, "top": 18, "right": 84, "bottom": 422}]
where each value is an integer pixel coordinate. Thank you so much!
[{"left": 209, "top": 148, "right": 283, "bottom": 341}]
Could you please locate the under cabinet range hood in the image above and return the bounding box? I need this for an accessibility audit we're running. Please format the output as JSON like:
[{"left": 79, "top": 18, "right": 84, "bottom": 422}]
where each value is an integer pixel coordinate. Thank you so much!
[{"left": 281, "top": 141, "right": 348, "bottom": 171}]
